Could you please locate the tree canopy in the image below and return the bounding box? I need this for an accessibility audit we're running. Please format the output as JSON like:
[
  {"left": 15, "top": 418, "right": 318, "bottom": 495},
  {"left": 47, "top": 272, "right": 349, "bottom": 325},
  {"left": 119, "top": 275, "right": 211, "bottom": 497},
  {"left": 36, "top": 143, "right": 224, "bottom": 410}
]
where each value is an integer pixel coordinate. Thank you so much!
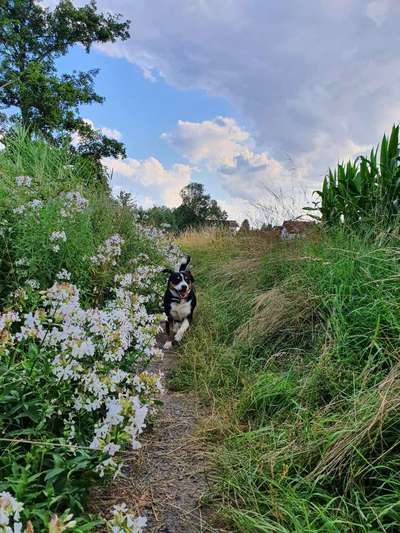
[
  {"left": 0, "top": 0, "right": 130, "bottom": 179},
  {"left": 174, "top": 182, "right": 228, "bottom": 229},
  {"left": 134, "top": 182, "right": 228, "bottom": 232}
]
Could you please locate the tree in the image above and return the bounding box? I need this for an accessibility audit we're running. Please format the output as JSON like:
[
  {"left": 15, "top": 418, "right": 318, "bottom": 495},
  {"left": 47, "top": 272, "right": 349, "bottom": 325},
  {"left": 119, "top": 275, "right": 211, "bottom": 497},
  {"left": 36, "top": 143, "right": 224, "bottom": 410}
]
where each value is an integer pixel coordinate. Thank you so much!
[
  {"left": 0, "top": 0, "right": 130, "bottom": 176},
  {"left": 174, "top": 182, "right": 227, "bottom": 230},
  {"left": 117, "top": 190, "right": 136, "bottom": 209},
  {"left": 140, "top": 205, "right": 177, "bottom": 230},
  {"left": 240, "top": 219, "right": 250, "bottom": 231}
]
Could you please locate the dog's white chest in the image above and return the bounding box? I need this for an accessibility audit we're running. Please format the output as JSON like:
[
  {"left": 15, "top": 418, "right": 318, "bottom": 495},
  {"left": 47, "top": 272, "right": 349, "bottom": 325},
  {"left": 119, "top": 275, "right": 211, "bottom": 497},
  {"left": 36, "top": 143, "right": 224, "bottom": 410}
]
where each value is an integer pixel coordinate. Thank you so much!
[{"left": 170, "top": 300, "right": 191, "bottom": 322}]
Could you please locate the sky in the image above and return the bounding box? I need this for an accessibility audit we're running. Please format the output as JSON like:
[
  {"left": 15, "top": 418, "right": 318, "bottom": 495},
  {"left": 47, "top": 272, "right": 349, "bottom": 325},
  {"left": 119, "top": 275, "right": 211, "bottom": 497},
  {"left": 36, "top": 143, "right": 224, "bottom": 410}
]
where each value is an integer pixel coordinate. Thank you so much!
[{"left": 51, "top": 0, "right": 400, "bottom": 224}]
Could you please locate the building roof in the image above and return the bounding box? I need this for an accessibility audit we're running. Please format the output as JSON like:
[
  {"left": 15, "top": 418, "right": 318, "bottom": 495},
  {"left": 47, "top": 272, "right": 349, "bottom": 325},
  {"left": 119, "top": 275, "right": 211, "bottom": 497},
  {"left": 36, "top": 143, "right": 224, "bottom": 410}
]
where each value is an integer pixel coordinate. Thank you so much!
[{"left": 281, "top": 220, "right": 314, "bottom": 233}]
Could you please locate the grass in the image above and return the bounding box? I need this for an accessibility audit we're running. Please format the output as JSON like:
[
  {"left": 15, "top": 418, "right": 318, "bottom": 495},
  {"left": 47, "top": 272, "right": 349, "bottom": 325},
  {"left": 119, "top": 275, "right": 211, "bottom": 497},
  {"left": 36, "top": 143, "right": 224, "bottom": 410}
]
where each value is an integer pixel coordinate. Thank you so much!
[{"left": 173, "top": 225, "right": 400, "bottom": 532}]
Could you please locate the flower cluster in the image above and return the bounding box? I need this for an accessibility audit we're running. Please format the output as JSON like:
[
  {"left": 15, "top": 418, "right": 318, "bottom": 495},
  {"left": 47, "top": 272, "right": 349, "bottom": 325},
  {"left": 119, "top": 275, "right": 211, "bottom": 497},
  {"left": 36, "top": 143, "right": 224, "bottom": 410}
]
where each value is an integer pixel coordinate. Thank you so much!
[
  {"left": 56, "top": 269, "right": 71, "bottom": 281},
  {"left": 60, "top": 191, "right": 88, "bottom": 218},
  {"left": 1, "top": 174, "right": 184, "bottom": 529},
  {"left": 0, "top": 491, "right": 24, "bottom": 533},
  {"left": 50, "top": 231, "right": 67, "bottom": 252},
  {"left": 137, "top": 224, "right": 182, "bottom": 269},
  {"left": 0, "top": 311, "right": 20, "bottom": 333},
  {"left": 25, "top": 279, "right": 39, "bottom": 290},
  {"left": 5, "top": 263, "right": 164, "bottom": 475},
  {"left": 91, "top": 234, "right": 124, "bottom": 267},
  {"left": 107, "top": 504, "right": 146, "bottom": 533},
  {"left": 50, "top": 231, "right": 67, "bottom": 242},
  {"left": 15, "top": 258, "right": 29, "bottom": 267},
  {"left": 0, "top": 499, "right": 78, "bottom": 533},
  {"left": 12, "top": 199, "right": 43, "bottom": 215},
  {"left": 15, "top": 175, "right": 32, "bottom": 187}
]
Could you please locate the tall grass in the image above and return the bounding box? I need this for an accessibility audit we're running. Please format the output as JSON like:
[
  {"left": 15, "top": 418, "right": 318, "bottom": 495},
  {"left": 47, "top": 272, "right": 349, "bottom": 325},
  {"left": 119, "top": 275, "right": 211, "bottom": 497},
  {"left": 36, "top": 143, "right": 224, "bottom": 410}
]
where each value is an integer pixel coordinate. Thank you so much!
[{"left": 176, "top": 224, "right": 400, "bottom": 532}]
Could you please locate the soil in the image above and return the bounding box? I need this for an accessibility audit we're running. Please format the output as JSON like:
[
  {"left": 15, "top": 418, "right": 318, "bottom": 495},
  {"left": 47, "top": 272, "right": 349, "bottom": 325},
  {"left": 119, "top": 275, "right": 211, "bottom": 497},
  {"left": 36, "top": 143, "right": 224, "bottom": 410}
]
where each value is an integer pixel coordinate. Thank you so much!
[{"left": 90, "top": 327, "right": 221, "bottom": 532}]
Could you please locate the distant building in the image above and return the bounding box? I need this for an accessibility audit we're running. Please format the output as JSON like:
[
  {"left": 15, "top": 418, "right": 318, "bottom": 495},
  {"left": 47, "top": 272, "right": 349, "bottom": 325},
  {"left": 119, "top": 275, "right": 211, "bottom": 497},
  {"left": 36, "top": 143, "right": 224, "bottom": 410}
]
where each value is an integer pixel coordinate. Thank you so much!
[
  {"left": 225, "top": 220, "right": 240, "bottom": 231},
  {"left": 280, "top": 220, "right": 314, "bottom": 240}
]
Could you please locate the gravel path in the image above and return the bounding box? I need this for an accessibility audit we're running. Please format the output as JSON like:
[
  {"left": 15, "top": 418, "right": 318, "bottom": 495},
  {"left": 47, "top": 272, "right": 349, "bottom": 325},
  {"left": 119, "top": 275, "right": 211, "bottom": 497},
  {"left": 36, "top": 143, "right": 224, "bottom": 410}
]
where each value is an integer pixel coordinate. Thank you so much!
[{"left": 91, "top": 328, "right": 216, "bottom": 532}]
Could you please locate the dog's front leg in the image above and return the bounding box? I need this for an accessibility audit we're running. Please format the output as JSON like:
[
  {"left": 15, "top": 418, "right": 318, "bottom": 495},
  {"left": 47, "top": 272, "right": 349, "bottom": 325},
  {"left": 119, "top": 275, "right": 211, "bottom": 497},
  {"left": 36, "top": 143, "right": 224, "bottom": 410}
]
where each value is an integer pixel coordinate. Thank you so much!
[
  {"left": 164, "top": 318, "right": 174, "bottom": 349},
  {"left": 174, "top": 318, "right": 190, "bottom": 343}
]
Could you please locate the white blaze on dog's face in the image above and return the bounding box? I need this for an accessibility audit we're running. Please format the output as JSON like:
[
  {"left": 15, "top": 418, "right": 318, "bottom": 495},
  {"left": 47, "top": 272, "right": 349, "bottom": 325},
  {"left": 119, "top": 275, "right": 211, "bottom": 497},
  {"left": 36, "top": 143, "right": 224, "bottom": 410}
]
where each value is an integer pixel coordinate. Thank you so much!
[{"left": 169, "top": 271, "right": 193, "bottom": 298}]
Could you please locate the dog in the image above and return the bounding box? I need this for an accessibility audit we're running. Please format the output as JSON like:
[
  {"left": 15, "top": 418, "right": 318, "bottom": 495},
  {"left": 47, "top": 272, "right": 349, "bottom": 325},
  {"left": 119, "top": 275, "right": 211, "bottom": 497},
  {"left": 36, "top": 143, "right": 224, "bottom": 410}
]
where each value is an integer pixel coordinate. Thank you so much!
[{"left": 163, "top": 255, "right": 196, "bottom": 349}]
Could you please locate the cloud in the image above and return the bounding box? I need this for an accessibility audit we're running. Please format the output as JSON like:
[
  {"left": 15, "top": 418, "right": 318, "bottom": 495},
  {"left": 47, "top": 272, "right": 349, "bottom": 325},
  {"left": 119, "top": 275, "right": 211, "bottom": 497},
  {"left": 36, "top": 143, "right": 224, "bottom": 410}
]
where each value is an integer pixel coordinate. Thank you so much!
[
  {"left": 91, "top": 0, "right": 400, "bottom": 190},
  {"left": 99, "top": 126, "right": 123, "bottom": 141},
  {"left": 71, "top": 118, "right": 123, "bottom": 146},
  {"left": 42, "top": 0, "right": 400, "bottom": 219},
  {"left": 83, "top": 118, "right": 123, "bottom": 141},
  {"left": 163, "top": 117, "right": 294, "bottom": 202},
  {"left": 218, "top": 152, "right": 290, "bottom": 201},
  {"left": 295, "top": 134, "right": 373, "bottom": 183},
  {"left": 103, "top": 155, "right": 191, "bottom": 207},
  {"left": 217, "top": 197, "right": 257, "bottom": 224},
  {"left": 161, "top": 115, "right": 360, "bottom": 218},
  {"left": 366, "top": 0, "right": 396, "bottom": 26},
  {"left": 161, "top": 116, "right": 250, "bottom": 168}
]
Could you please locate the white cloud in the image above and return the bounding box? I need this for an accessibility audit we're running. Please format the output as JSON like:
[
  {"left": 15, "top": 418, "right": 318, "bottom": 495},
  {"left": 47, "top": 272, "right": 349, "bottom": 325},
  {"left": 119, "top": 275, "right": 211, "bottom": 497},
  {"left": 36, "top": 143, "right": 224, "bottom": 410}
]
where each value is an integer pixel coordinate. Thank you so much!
[
  {"left": 99, "top": 126, "right": 123, "bottom": 141},
  {"left": 162, "top": 116, "right": 350, "bottom": 221},
  {"left": 217, "top": 197, "right": 257, "bottom": 225},
  {"left": 103, "top": 155, "right": 191, "bottom": 207},
  {"left": 90, "top": 0, "right": 400, "bottom": 192},
  {"left": 71, "top": 118, "right": 123, "bottom": 146},
  {"left": 295, "top": 134, "right": 373, "bottom": 184},
  {"left": 163, "top": 117, "right": 293, "bottom": 202},
  {"left": 83, "top": 118, "right": 123, "bottom": 141},
  {"left": 366, "top": 0, "right": 395, "bottom": 26},
  {"left": 43, "top": 0, "right": 400, "bottom": 216},
  {"left": 162, "top": 116, "right": 250, "bottom": 168},
  {"left": 218, "top": 151, "right": 290, "bottom": 201}
]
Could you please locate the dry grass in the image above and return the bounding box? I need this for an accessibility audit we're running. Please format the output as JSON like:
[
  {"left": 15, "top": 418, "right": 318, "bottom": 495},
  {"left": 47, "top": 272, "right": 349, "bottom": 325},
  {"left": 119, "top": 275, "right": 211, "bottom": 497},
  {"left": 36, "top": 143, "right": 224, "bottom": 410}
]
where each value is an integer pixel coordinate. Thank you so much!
[
  {"left": 310, "top": 362, "right": 400, "bottom": 480},
  {"left": 179, "top": 227, "right": 234, "bottom": 249},
  {"left": 235, "top": 287, "right": 313, "bottom": 345}
]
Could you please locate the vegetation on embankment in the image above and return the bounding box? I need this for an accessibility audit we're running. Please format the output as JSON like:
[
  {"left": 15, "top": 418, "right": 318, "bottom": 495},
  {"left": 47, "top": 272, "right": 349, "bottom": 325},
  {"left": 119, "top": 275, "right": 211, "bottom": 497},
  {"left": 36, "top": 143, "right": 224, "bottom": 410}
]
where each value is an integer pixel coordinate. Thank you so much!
[
  {"left": 175, "top": 225, "right": 400, "bottom": 532},
  {"left": 0, "top": 131, "right": 180, "bottom": 531}
]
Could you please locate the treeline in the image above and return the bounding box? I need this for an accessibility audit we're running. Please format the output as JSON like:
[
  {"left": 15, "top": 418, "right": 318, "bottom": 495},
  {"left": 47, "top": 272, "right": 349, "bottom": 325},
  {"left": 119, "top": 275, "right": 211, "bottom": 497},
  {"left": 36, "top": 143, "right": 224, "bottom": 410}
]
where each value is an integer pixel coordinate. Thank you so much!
[{"left": 125, "top": 182, "right": 228, "bottom": 232}]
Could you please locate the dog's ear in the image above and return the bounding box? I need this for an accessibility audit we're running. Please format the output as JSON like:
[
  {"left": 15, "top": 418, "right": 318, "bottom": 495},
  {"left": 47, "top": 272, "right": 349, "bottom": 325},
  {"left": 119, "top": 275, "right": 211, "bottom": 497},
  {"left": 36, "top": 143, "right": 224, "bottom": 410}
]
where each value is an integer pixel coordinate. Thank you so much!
[
  {"left": 178, "top": 255, "right": 191, "bottom": 272},
  {"left": 162, "top": 268, "right": 173, "bottom": 275},
  {"left": 187, "top": 270, "right": 195, "bottom": 283}
]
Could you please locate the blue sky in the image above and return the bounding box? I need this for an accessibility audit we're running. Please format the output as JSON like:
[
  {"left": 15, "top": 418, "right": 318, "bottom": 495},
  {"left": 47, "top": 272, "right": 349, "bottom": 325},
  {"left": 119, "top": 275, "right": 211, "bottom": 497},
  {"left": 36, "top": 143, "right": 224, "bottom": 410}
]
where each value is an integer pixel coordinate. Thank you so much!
[
  {"left": 58, "top": 45, "right": 237, "bottom": 212},
  {"left": 51, "top": 0, "right": 400, "bottom": 223}
]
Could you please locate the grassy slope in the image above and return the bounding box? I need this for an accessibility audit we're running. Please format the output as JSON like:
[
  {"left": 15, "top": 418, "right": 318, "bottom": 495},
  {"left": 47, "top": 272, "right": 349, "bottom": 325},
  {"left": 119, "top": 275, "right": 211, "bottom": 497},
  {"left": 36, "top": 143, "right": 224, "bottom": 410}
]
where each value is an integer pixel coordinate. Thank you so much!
[{"left": 173, "top": 227, "right": 400, "bottom": 532}]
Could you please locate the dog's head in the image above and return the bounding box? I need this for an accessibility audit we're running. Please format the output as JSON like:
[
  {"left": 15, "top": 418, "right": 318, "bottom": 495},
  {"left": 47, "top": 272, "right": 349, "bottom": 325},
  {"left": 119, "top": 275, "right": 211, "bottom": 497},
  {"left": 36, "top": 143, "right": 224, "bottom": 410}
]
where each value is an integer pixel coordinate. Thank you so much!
[{"left": 163, "top": 255, "right": 194, "bottom": 299}]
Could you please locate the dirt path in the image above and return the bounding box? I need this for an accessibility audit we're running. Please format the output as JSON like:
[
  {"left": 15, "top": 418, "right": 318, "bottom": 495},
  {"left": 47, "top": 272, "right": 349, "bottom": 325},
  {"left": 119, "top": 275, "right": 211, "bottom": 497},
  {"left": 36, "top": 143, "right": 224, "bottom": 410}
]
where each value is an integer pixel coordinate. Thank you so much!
[{"left": 91, "top": 328, "right": 216, "bottom": 532}]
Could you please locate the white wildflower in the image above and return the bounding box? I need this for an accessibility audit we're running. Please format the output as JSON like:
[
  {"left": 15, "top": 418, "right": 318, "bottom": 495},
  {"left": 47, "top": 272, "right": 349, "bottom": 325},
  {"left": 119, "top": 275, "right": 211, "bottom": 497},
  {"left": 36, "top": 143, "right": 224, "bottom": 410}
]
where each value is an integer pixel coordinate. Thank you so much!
[
  {"left": 15, "top": 257, "right": 29, "bottom": 267},
  {"left": 56, "top": 269, "right": 71, "bottom": 280},
  {"left": 26, "top": 279, "right": 39, "bottom": 289},
  {"left": 15, "top": 176, "right": 32, "bottom": 187},
  {"left": 50, "top": 231, "right": 67, "bottom": 242},
  {"left": 12, "top": 206, "right": 26, "bottom": 215}
]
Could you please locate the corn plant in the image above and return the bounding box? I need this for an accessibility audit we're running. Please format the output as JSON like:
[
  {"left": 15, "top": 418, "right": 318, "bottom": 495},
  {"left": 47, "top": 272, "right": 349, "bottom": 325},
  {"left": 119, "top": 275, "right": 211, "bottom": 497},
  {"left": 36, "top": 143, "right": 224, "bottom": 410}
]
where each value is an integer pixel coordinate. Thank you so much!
[{"left": 315, "top": 125, "right": 400, "bottom": 225}]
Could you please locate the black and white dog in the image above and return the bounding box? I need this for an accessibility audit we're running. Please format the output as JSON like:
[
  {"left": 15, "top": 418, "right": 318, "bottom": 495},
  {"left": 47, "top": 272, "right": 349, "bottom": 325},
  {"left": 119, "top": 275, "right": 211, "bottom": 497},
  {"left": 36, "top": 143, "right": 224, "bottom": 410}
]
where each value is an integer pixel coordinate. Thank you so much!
[{"left": 163, "top": 256, "right": 196, "bottom": 349}]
